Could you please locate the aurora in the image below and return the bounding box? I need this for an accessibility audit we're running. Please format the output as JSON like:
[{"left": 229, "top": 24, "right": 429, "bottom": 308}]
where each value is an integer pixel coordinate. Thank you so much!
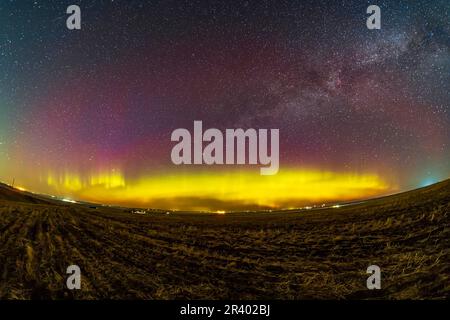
[
  {"left": 0, "top": 1, "right": 448, "bottom": 211},
  {"left": 41, "top": 168, "right": 393, "bottom": 211}
]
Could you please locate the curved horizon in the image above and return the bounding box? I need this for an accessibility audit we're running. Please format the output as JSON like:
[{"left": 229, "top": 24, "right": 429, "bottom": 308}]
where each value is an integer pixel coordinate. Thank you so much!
[{"left": 3, "top": 175, "right": 448, "bottom": 212}]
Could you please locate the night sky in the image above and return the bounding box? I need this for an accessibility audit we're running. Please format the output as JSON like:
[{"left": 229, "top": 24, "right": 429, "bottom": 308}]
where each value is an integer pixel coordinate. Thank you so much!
[{"left": 0, "top": 0, "right": 449, "bottom": 210}]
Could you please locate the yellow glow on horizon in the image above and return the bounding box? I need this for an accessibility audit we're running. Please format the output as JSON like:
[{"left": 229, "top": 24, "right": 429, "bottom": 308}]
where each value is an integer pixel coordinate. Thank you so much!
[
  {"left": 47, "top": 170, "right": 125, "bottom": 191},
  {"left": 47, "top": 172, "right": 82, "bottom": 191},
  {"left": 89, "top": 170, "right": 125, "bottom": 189},
  {"left": 41, "top": 168, "right": 396, "bottom": 211}
]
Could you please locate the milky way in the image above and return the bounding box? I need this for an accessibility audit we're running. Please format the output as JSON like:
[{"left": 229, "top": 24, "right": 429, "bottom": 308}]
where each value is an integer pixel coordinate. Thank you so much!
[{"left": 0, "top": 1, "right": 449, "bottom": 210}]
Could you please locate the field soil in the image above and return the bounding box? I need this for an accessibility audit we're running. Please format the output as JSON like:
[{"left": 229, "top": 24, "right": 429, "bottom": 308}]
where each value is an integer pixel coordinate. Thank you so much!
[{"left": 0, "top": 180, "right": 449, "bottom": 299}]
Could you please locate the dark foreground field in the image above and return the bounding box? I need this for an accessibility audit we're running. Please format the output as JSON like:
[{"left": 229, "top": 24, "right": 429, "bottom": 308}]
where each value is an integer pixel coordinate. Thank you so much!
[{"left": 0, "top": 180, "right": 449, "bottom": 299}]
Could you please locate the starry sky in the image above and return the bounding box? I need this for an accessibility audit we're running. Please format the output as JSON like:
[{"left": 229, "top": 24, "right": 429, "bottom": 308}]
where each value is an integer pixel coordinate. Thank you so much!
[{"left": 0, "top": 0, "right": 449, "bottom": 210}]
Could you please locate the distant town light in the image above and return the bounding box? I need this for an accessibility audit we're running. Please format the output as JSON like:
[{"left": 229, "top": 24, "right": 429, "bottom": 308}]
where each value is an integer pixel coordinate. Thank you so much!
[{"left": 62, "top": 198, "right": 77, "bottom": 204}]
